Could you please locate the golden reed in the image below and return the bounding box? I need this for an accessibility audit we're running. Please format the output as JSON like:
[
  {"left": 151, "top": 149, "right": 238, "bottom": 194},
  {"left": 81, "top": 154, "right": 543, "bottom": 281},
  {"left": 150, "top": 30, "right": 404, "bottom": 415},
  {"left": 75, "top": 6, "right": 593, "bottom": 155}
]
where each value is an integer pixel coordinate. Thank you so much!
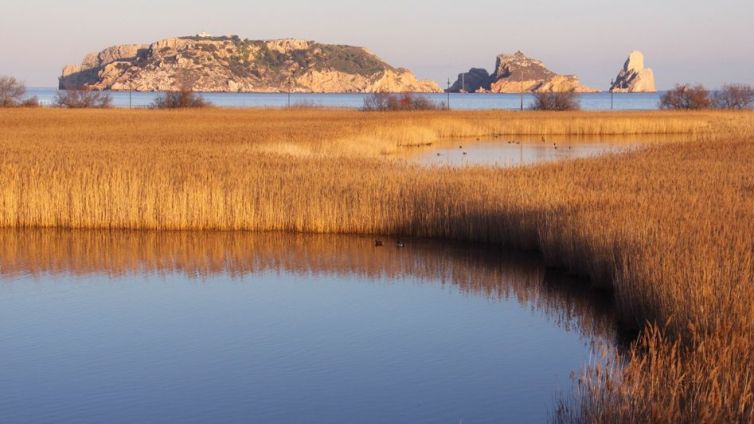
[{"left": 1, "top": 108, "right": 754, "bottom": 422}]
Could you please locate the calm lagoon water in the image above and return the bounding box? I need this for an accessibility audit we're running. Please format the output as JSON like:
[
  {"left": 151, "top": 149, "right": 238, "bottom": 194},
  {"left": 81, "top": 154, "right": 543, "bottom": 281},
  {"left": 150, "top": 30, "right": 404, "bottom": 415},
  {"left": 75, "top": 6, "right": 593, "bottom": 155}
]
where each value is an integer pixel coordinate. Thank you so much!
[
  {"left": 28, "top": 87, "right": 661, "bottom": 110},
  {"left": 410, "top": 136, "right": 643, "bottom": 168},
  {"left": 0, "top": 230, "right": 618, "bottom": 423}
]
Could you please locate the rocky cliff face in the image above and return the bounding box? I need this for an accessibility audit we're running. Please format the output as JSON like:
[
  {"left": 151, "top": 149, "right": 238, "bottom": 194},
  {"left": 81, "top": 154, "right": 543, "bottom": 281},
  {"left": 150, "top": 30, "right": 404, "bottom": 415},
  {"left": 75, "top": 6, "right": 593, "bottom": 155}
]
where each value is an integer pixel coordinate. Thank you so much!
[
  {"left": 448, "top": 68, "right": 492, "bottom": 93},
  {"left": 60, "top": 35, "right": 441, "bottom": 93},
  {"left": 610, "top": 51, "right": 656, "bottom": 93},
  {"left": 449, "top": 51, "right": 597, "bottom": 93}
]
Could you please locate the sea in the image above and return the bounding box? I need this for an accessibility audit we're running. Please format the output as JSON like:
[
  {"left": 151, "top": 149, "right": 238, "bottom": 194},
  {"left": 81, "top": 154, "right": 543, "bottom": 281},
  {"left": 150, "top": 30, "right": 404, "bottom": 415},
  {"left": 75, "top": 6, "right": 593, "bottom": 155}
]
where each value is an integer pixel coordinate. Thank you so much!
[{"left": 27, "top": 88, "right": 662, "bottom": 110}]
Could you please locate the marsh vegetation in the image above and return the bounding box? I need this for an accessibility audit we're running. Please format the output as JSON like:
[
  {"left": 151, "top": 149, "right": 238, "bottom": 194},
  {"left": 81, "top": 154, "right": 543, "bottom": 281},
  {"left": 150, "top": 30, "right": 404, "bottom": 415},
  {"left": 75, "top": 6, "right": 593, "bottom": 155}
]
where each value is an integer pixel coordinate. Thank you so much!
[{"left": 1, "top": 108, "right": 754, "bottom": 422}]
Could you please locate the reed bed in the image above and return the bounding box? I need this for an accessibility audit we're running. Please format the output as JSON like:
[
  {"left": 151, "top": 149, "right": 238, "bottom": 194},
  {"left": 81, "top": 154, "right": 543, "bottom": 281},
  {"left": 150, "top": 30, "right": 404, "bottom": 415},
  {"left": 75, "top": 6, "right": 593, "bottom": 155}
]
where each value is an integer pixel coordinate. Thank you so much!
[{"left": 1, "top": 108, "right": 754, "bottom": 422}]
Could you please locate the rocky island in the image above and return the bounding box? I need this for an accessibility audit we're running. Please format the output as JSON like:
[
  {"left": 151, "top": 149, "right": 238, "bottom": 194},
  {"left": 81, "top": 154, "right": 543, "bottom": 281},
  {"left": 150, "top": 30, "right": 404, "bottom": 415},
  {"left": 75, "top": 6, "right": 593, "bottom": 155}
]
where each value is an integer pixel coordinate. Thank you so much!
[
  {"left": 609, "top": 51, "right": 656, "bottom": 93},
  {"left": 449, "top": 51, "right": 597, "bottom": 93},
  {"left": 60, "top": 35, "right": 441, "bottom": 93}
]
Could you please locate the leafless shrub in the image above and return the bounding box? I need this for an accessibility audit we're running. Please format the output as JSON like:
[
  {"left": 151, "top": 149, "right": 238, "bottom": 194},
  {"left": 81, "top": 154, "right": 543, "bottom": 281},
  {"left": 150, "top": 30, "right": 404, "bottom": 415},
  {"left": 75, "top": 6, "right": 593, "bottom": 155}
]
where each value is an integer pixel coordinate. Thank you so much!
[
  {"left": 289, "top": 100, "right": 324, "bottom": 109},
  {"left": 362, "top": 92, "right": 443, "bottom": 111},
  {"left": 713, "top": 84, "right": 754, "bottom": 110},
  {"left": 151, "top": 69, "right": 211, "bottom": 109},
  {"left": 0, "top": 76, "right": 30, "bottom": 107},
  {"left": 55, "top": 88, "right": 112, "bottom": 108},
  {"left": 530, "top": 90, "right": 581, "bottom": 111},
  {"left": 660, "top": 84, "right": 712, "bottom": 110},
  {"left": 20, "top": 96, "right": 40, "bottom": 107}
]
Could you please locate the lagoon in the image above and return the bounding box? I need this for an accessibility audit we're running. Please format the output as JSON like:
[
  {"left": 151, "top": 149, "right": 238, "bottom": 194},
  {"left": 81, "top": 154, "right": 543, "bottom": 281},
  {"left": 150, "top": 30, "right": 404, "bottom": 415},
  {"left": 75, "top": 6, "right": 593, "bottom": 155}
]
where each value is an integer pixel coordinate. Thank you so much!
[{"left": 0, "top": 230, "right": 618, "bottom": 423}]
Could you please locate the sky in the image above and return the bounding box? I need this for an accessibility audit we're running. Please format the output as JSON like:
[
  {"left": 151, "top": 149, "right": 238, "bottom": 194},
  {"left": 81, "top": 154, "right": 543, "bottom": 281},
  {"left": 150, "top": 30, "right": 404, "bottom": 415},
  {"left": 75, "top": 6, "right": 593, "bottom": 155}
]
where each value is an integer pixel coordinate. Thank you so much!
[{"left": 1, "top": 0, "right": 752, "bottom": 89}]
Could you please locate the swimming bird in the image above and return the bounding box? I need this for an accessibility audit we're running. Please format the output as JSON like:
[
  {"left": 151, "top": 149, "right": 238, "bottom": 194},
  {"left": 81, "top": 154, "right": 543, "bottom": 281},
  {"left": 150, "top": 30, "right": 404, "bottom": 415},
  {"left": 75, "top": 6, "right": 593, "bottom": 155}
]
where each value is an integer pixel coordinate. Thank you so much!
[
  {"left": 459, "top": 145, "right": 463, "bottom": 149},
  {"left": 374, "top": 240, "right": 384, "bottom": 247},
  {"left": 462, "top": 152, "right": 467, "bottom": 155},
  {"left": 541, "top": 136, "right": 546, "bottom": 143},
  {"left": 396, "top": 240, "right": 405, "bottom": 248},
  {"left": 436, "top": 152, "right": 441, "bottom": 156}
]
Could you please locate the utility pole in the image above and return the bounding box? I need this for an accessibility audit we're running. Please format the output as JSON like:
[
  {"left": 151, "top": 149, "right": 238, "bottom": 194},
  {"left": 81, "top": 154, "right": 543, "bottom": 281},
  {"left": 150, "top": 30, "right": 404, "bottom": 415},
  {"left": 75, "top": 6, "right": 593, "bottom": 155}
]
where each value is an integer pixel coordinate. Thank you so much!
[
  {"left": 287, "top": 75, "right": 292, "bottom": 109},
  {"left": 609, "top": 79, "right": 615, "bottom": 110},
  {"left": 519, "top": 69, "right": 524, "bottom": 111},
  {"left": 447, "top": 78, "right": 451, "bottom": 110}
]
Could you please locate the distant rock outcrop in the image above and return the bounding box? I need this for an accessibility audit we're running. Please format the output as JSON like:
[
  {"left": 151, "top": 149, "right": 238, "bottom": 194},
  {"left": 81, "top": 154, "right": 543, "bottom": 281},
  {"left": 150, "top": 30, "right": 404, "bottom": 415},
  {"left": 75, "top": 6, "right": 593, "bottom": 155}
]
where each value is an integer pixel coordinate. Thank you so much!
[
  {"left": 610, "top": 51, "right": 656, "bottom": 93},
  {"left": 59, "top": 35, "right": 441, "bottom": 93},
  {"left": 449, "top": 68, "right": 492, "bottom": 93},
  {"left": 449, "top": 51, "right": 597, "bottom": 93}
]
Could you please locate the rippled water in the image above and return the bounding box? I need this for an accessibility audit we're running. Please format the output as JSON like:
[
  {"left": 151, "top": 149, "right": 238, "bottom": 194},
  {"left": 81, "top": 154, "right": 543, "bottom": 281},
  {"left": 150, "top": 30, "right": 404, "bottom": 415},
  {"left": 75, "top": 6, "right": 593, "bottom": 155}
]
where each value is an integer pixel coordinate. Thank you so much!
[
  {"left": 0, "top": 230, "right": 618, "bottom": 423},
  {"left": 27, "top": 88, "right": 661, "bottom": 110}
]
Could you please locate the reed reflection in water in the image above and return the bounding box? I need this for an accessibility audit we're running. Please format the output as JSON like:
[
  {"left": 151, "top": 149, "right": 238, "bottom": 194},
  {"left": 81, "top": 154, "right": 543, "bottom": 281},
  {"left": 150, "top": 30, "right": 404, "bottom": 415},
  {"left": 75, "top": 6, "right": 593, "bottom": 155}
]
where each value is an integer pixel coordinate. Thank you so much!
[
  {"left": 0, "top": 229, "right": 617, "bottom": 341},
  {"left": 0, "top": 229, "right": 620, "bottom": 423}
]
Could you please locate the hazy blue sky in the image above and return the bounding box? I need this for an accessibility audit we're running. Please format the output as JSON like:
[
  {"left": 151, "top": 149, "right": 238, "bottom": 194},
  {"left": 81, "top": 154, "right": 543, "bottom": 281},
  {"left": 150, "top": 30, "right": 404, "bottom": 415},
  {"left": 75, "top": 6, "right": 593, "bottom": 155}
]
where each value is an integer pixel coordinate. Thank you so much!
[{"left": 2, "top": 0, "right": 752, "bottom": 89}]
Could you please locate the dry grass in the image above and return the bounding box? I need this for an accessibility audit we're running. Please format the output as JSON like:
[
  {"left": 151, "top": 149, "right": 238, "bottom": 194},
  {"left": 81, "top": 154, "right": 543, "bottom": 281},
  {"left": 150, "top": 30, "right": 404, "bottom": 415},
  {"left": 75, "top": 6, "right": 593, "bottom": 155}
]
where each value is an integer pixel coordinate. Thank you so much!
[{"left": 1, "top": 108, "right": 754, "bottom": 422}]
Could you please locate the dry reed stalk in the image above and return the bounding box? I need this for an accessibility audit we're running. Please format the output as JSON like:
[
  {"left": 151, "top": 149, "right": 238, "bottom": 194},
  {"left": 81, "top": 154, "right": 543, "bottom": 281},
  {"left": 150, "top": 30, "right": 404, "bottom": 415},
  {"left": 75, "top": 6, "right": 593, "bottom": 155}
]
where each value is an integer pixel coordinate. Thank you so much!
[{"left": 1, "top": 108, "right": 754, "bottom": 422}]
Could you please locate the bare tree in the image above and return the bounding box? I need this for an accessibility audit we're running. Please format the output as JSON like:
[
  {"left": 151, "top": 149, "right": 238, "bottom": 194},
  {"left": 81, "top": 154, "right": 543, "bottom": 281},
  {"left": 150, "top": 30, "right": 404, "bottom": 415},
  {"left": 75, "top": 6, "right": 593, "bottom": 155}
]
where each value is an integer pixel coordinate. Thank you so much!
[
  {"left": 362, "top": 92, "right": 391, "bottom": 111},
  {"left": 713, "top": 84, "right": 754, "bottom": 110},
  {"left": 151, "top": 69, "right": 211, "bottom": 109},
  {"left": 362, "top": 92, "right": 442, "bottom": 111},
  {"left": 659, "top": 84, "right": 712, "bottom": 110},
  {"left": 0, "top": 76, "right": 28, "bottom": 107},
  {"left": 530, "top": 90, "right": 581, "bottom": 111},
  {"left": 55, "top": 87, "right": 112, "bottom": 108}
]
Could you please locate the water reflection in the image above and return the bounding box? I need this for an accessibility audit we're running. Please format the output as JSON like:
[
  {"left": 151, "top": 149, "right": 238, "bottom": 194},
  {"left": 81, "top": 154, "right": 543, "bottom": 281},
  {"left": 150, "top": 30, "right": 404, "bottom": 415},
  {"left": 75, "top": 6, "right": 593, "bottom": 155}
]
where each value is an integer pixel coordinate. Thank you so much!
[
  {"left": 407, "top": 134, "right": 692, "bottom": 168},
  {"left": 0, "top": 229, "right": 618, "bottom": 345}
]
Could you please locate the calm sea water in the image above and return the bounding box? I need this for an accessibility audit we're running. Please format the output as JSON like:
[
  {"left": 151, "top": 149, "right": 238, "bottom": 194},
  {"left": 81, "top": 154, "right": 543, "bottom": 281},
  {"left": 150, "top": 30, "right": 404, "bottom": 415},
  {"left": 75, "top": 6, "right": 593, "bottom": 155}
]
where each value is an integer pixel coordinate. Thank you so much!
[
  {"left": 27, "top": 87, "right": 661, "bottom": 110},
  {"left": 0, "top": 230, "right": 618, "bottom": 423}
]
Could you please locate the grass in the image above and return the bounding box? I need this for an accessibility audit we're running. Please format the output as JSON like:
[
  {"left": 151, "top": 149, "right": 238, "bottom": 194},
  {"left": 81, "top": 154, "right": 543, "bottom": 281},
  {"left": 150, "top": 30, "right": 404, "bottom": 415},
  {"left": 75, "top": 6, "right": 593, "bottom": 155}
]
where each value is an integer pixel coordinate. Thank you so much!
[{"left": 1, "top": 108, "right": 754, "bottom": 422}]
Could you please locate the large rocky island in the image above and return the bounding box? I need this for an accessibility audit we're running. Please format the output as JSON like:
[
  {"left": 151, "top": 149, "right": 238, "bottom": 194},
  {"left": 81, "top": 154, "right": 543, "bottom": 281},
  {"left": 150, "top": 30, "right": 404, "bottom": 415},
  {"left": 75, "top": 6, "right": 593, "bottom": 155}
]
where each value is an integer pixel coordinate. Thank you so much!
[
  {"left": 60, "top": 35, "right": 441, "bottom": 93},
  {"left": 449, "top": 51, "right": 597, "bottom": 93}
]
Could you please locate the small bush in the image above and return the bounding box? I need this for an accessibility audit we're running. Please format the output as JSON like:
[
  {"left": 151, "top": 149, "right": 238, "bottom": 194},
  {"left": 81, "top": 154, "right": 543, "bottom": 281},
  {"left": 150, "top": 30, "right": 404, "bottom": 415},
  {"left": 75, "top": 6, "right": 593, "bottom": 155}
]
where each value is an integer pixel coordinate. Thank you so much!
[
  {"left": 713, "top": 84, "right": 754, "bottom": 110},
  {"left": 151, "top": 68, "right": 211, "bottom": 109},
  {"left": 362, "top": 92, "right": 443, "bottom": 111},
  {"left": 530, "top": 90, "right": 581, "bottom": 111},
  {"left": 151, "top": 91, "right": 211, "bottom": 109},
  {"left": 20, "top": 96, "right": 39, "bottom": 108},
  {"left": 0, "top": 76, "right": 32, "bottom": 107},
  {"left": 660, "top": 84, "right": 712, "bottom": 110},
  {"left": 55, "top": 89, "right": 112, "bottom": 108}
]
